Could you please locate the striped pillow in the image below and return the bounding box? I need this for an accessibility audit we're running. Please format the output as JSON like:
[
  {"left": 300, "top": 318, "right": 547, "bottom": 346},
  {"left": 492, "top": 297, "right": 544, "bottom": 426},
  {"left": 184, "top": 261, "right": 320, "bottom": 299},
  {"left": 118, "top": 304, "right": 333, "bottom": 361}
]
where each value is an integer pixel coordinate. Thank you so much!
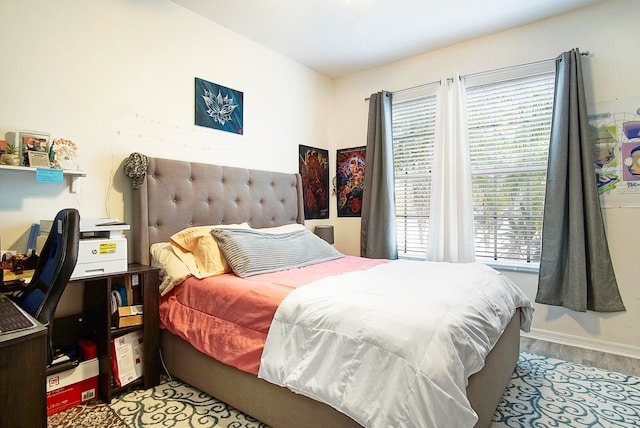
[{"left": 211, "top": 228, "right": 343, "bottom": 278}]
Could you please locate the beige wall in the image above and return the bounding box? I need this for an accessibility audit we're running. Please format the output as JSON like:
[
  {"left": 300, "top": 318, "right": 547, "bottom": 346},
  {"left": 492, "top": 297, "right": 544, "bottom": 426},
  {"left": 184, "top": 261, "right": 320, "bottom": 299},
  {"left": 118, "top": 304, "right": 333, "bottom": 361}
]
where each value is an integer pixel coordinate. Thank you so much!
[
  {"left": 1, "top": 0, "right": 638, "bottom": 356},
  {"left": 0, "top": 0, "right": 332, "bottom": 315},
  {"left": 0, "top": 0, "right": 333, "bottom": 249},
  {"left": 330, "top": 0, "right": 640, "bottom": 356}
]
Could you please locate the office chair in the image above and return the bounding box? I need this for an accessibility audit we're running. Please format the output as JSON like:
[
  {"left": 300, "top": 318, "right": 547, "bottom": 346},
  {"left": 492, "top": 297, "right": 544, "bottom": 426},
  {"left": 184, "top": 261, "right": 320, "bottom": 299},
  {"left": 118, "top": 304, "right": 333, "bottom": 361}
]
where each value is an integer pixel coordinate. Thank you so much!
[{"left": 14, "top": 208, "right": 80, "bottom": 365}]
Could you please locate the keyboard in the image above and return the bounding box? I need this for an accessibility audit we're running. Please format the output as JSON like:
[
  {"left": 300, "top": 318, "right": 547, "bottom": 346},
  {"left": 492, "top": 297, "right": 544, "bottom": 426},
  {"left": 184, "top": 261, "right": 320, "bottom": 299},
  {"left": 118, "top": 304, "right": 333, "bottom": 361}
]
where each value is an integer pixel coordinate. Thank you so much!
[{"left": 0, "top": 295, "right": 36, "bottom": 335}]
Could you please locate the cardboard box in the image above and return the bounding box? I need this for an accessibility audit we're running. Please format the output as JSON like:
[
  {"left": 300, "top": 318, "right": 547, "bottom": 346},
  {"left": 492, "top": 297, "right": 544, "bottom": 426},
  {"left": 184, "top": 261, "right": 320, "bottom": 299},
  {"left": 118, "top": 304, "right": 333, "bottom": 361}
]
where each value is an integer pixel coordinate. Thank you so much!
[
  {"left": 46, "top": 358, "right": 99, "bottom": 416},
  {"left": 114, "top": 305, "right": 143, "bottom": 328}
]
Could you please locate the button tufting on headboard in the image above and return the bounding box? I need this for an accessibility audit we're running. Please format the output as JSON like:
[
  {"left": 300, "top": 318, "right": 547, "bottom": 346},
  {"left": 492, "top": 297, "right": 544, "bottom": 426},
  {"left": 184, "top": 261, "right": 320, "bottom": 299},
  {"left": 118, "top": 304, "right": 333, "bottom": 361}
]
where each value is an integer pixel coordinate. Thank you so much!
[{"left": 131, "top": 156, "right": 305, "bottom": 265}]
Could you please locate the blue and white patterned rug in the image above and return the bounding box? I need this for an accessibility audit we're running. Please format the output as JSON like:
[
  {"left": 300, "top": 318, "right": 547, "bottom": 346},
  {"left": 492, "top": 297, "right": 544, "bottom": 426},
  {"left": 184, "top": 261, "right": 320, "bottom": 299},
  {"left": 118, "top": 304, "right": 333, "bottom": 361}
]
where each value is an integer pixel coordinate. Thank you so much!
[
  {"left": 111, "top": 379, "right": 268, "bottom": 428},
  {"left": 491, "top": 352, "right": 640, "bottom": 428},
  {"left": 110, "top": 352, "right": 640, "bottom": 428}
]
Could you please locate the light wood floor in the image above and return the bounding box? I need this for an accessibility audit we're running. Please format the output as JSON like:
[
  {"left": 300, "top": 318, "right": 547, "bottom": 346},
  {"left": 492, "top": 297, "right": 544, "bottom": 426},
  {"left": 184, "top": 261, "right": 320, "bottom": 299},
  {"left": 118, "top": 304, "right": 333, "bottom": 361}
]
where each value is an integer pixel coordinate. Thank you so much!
[{"left": 520, "top": 337, "right": 640, "bottom": 377}]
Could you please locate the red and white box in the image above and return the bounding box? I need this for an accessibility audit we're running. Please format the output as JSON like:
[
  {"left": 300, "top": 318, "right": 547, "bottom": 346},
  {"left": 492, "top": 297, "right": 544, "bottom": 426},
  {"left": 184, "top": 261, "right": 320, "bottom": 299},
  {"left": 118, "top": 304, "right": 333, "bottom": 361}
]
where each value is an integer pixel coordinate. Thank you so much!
[{"left": 46, "top": 358, "right": 99, "bottom": 416}]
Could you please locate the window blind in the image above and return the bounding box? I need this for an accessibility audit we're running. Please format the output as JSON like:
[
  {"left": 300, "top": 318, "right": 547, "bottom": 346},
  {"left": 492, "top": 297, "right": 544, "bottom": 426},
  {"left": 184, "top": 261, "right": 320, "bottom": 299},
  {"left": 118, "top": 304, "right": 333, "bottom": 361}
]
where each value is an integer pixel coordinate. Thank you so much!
[
  {"left": 466, "top": 71, "right": 555, "bottom": 263},
  {"left": 392, "top": 94, "right": 437, "bottom": 258}
]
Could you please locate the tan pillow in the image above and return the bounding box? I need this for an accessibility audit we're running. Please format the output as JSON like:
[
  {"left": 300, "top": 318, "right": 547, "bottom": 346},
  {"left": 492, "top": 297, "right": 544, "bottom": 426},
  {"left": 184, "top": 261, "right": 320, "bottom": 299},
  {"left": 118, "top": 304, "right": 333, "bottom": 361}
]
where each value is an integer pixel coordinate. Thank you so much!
[
  {"left": 169, "top": 223, "right": 250, "bottom": 278},
  {"left": 150, "top": 242, "right": 192, "bottom": 296}
]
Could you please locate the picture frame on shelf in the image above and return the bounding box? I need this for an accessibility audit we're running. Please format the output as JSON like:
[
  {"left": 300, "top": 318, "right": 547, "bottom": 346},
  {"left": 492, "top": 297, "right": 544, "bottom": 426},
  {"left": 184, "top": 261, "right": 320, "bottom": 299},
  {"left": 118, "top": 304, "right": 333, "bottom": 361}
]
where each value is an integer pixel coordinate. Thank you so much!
[
  {"left": 16, "top": 130, "right": 50, "bottom": 167},
  {"left": 27, "top": 151, "right": 51, "bottom": 168}
]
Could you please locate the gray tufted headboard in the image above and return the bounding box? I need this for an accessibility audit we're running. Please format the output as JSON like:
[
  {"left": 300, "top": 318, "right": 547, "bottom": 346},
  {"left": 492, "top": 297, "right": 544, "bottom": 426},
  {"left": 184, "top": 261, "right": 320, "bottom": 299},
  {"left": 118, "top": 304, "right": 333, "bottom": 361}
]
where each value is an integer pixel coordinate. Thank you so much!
[{"left": 131, "top": 157, "right": 305, "bottom": 265}]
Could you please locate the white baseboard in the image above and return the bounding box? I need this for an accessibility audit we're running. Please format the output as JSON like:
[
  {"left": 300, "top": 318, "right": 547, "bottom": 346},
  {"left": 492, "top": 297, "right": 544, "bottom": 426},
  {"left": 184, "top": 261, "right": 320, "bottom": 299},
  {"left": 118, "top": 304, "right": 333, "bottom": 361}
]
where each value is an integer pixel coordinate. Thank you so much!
[{"left": 522, "top": 328, "right": 640, "bottom": 360}]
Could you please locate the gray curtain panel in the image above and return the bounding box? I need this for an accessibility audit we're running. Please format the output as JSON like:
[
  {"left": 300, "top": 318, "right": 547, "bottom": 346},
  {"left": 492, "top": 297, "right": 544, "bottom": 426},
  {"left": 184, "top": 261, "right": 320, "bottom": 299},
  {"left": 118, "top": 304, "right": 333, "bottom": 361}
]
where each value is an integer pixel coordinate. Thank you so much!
[
  {"left": 536, "top": 49, "right": 625, "bottom": 313},
  {"left": 360, "top": 91, "right": 398, "bottom": 259}
]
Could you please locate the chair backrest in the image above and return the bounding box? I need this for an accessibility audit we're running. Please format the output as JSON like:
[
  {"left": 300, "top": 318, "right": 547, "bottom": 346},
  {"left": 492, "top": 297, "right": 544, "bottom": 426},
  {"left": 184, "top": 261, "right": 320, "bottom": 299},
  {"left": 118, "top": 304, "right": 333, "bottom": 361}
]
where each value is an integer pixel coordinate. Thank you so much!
[{"left": 19, "top": 209, "right": 80, "bottom": 324}]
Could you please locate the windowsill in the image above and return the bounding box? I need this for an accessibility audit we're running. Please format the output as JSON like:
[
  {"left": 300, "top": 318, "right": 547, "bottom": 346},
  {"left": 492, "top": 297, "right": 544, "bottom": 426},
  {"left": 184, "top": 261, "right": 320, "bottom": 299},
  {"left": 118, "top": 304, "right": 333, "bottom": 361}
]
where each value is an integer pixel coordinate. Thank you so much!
[
  {"left": 478, "top": 259, "right": 540, "bottom": 274},
  {"left": 398, "top": 255, "right": 540, "bottom": 274}
]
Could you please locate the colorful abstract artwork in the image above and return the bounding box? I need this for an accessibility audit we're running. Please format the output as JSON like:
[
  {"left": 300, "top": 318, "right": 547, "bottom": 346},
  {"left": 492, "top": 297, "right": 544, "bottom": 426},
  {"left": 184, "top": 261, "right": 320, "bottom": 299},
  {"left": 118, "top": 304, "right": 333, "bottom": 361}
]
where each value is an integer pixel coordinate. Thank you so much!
[
  {"left": 588, "top": 97, "right": 640, "bottom": 207},
  {"left": 299, "top": 145, "right": 329, "bottom": 219},
  {"left": 336, "top": 146, "right": 366, "bottom": 217},
  {"left": 194, "top": 77, "right": 243, "bottom": 135}
]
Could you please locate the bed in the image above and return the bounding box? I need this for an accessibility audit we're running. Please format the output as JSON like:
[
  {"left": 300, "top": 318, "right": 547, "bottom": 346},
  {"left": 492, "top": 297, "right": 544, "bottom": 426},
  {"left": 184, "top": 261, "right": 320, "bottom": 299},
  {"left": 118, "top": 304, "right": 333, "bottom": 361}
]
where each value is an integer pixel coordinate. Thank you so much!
[{"left": 129, "top": 155, "right": 532, "bottom": 428}]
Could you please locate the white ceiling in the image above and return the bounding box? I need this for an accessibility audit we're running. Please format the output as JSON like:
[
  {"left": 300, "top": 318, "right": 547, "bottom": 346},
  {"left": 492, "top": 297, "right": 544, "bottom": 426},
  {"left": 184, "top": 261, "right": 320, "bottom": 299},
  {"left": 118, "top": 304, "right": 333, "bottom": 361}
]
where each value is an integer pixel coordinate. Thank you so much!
[{"left": 171, "top": 0, "right": 606, "bottom": 78}]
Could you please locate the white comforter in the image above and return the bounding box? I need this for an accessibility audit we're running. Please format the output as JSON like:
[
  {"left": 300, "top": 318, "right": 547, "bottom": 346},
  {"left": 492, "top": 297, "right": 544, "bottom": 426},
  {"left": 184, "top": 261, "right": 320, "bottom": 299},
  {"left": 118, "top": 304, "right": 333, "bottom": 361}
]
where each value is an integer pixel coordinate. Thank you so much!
[{"left": 258, "top": 260, "right": 533, "bottom": 428}]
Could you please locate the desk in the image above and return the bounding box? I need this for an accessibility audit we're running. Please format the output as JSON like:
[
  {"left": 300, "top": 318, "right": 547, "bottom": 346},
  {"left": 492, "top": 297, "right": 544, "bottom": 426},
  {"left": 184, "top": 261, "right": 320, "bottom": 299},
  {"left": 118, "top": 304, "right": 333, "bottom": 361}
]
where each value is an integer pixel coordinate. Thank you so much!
[
  {"left": 0, "top": 269, "right": 34, "bottom": 293},
  {"left": 2, "top": 268, "right": 34, "bottom": 284},
  {"left": 0, "top": 302, "right": 47, "bottom": 428}
]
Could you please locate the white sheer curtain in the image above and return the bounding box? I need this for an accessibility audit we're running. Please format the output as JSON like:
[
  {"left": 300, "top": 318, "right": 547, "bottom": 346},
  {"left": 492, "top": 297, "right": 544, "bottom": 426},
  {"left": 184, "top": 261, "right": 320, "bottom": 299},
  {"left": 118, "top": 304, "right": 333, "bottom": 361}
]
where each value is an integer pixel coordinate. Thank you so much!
[{"left": 427, "top": 74, "right": 476, "bottom": 262}]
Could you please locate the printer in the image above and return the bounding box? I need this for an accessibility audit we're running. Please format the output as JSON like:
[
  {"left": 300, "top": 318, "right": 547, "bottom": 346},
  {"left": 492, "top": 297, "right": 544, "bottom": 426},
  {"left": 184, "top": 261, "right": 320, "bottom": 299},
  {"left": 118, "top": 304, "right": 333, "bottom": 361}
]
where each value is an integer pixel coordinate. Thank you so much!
[{"left": 40, "top": 218, "right": 130, "bottom": 279}]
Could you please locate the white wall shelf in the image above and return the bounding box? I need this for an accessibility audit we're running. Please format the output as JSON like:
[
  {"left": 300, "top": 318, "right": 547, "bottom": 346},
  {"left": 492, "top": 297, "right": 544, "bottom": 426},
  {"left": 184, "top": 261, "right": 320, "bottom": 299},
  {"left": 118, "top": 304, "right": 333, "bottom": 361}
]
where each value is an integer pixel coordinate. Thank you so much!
[{"left": 0, "top": 164, "right": 86, "bottom": 193}]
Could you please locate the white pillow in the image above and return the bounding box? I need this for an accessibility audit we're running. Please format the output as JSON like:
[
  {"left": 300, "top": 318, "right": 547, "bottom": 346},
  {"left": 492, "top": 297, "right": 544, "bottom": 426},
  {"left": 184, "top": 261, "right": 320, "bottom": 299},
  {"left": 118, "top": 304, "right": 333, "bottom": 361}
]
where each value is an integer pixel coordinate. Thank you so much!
[{"left": 150, "top": 242, "right": 192, "bottom": 296}]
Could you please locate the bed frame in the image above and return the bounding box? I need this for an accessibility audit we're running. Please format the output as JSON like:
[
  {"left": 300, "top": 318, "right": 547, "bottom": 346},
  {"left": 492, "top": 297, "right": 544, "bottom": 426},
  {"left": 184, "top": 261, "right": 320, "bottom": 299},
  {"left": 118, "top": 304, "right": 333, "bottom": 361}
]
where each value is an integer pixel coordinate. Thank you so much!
[{"left": 131, "top": 156, "right": 520, "bottom": 428}]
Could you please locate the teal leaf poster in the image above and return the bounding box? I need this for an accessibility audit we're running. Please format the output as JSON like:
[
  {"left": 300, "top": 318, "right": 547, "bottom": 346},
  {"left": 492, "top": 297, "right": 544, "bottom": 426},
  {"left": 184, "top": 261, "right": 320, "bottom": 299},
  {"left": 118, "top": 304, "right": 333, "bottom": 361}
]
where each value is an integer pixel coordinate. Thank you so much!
[{"left": 195, "top": 77, "right": 243, "bottom": 135}]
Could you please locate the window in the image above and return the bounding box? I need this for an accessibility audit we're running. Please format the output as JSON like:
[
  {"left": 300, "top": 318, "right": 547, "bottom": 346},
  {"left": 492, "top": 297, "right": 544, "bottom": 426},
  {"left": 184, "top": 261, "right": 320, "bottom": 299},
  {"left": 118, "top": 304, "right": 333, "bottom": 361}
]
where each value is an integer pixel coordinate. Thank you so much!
[
  {"left": 392, "top": 88, "right": 437, "bottom": 258},
  {"left": 391, "top": 65, "right": 555, "bottom": 266},
  {"left": 466, "top": 68, "right": 555, "bottom": 265}
]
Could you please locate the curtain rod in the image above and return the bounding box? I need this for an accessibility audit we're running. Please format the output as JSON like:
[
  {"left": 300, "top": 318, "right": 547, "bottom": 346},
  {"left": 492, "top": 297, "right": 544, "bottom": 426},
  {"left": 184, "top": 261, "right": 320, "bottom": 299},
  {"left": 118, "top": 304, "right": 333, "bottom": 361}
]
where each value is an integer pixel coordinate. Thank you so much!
[
  {"left": 464, "top": 57, "right": 555, "bottom": 80},
  {"left": 464, "top": 51, "right": 589, "bottom": 80},
  {"left": 364, "top": 79, "right": 440, "bottom": 101},
  {"left": 364, "top": 51, "right": 590, "bottom": 101}
]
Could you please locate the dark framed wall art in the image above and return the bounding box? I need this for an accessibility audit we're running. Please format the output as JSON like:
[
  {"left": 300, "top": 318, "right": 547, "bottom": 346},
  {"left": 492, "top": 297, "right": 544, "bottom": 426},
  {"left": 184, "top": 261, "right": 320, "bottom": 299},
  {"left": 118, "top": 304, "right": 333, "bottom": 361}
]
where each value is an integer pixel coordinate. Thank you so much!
[
  {"left": 16, "top": 130, "right": 50, "bottom": 167},
  {"left": 299, "top": 145, "right": 329, "bottom": 219},
  {"left": 336, "top": 146, "right": 366, "bottom": 217},
  {"left": 194, "top": 77, "right": 243, "bottom": 135}
]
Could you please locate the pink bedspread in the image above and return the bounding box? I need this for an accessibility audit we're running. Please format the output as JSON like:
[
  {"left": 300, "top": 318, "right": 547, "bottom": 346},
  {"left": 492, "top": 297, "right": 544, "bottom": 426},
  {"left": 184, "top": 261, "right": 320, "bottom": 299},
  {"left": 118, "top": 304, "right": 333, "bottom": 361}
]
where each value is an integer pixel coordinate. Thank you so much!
[{"left": 159, "top": 255, "right": 388, "bottom": 375}]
